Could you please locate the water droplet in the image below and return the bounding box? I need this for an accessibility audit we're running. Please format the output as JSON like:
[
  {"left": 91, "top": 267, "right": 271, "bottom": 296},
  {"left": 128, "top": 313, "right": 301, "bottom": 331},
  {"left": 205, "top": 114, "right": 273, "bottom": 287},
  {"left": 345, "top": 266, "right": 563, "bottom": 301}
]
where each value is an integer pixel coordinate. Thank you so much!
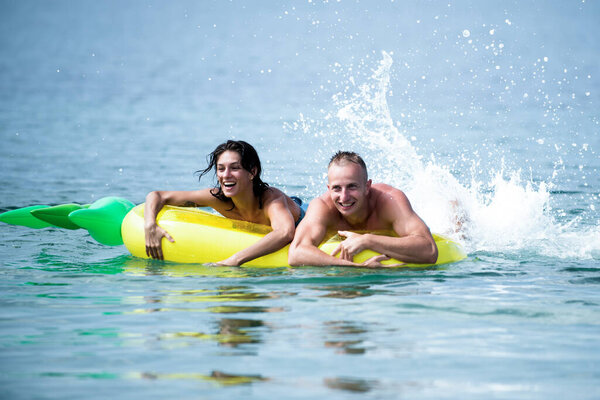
[{"left": 462, "top": 29, "right": 470, "bottom": 38}]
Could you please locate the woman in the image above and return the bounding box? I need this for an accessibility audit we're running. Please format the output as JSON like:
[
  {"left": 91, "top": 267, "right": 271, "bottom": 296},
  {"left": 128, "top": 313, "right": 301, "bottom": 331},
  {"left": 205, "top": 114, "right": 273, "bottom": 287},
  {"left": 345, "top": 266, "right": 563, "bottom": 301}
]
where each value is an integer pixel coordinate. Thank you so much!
[{"left": 144, "top": 140, "right": 304, "bottom": 265}]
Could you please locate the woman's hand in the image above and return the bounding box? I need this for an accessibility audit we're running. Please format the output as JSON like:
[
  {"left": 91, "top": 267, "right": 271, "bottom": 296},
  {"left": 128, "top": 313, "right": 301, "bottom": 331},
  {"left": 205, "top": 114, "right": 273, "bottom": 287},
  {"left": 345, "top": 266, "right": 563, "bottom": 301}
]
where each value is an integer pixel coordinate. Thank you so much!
[
  {"left": 215, "top": 256, "right": 241, "bottom": 266},
  {"left": 145, "top": 223, "right": 174, "bottom": 260}
]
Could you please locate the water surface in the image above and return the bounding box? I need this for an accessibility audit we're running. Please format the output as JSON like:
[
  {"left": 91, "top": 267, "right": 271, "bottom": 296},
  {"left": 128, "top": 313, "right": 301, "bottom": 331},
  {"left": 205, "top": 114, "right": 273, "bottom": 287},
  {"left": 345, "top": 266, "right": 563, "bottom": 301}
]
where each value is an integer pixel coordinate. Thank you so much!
[{"left": 1, "top": 1, "right": 599, "bottom": 399}]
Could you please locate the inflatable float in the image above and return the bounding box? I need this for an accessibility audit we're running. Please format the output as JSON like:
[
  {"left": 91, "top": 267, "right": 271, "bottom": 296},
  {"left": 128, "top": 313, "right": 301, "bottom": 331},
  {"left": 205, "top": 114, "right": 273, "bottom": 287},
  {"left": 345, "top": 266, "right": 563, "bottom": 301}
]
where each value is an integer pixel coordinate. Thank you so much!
[{"left": 1, "top": 197, "right": 467, "bottom": 267}]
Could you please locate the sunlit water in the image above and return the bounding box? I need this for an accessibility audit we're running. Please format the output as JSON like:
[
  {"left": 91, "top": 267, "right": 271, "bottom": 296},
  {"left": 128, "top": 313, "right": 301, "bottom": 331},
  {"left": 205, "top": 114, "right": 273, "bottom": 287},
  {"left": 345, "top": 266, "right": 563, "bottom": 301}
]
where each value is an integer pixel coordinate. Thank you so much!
[{"left": 1, "top": 1, "right": 599, "bottom": 399}]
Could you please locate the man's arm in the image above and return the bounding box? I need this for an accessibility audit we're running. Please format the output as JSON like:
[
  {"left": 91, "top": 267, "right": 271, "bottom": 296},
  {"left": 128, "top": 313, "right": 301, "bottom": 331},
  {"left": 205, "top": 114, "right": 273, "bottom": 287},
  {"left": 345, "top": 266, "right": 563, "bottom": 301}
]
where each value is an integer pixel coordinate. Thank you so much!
[
  {"left": 288, "top": 198, "right": 389, "bottom": 267},
  {"left": 335, "top": 190, "right": 437, "bottom": 264},
  {"left": 343, "top": 230, "right": 437, "bottom": 264}
]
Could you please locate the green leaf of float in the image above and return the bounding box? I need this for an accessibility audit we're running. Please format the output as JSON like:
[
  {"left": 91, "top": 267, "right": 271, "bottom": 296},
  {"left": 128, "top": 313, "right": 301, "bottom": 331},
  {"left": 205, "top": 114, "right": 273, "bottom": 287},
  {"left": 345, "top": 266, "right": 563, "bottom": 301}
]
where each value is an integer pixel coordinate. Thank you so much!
[
  {"left": 30, "top": 203, "right": 90, "bottom": 230},
  {"left": 0, "top": 205, "right": 54, "bottom": 229},
  {"left": 68, "top": 197, "right": 135, "bottom": 246}
]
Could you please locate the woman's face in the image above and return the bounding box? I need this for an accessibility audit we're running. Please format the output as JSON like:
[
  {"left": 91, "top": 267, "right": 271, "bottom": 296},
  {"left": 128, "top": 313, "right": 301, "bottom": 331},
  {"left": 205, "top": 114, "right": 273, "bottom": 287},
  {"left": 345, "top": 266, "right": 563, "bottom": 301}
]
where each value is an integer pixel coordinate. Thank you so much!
[{"left": 216, "top": 150, "right": 255, "bottom": 198}]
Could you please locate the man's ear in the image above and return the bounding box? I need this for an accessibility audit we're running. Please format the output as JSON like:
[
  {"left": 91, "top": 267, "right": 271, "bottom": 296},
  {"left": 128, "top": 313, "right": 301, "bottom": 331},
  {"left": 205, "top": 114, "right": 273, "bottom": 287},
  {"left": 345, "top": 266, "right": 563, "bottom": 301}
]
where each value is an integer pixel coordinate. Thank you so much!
[{"left": 366, "top": 179, "right": 372, "bottom": 193}]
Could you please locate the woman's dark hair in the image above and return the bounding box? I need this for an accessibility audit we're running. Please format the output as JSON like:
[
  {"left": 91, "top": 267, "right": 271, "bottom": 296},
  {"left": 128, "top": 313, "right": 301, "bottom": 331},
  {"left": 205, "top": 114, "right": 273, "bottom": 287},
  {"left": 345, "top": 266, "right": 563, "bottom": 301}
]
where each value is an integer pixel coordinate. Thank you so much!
[{"left": 196, "top": 140, "right": 270, "bottom": 209}]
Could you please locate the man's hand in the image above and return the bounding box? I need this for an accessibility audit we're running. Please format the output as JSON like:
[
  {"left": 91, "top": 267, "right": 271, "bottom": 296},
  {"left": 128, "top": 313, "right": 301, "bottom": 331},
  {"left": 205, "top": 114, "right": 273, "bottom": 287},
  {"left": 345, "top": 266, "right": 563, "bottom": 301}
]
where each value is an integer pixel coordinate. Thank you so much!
[
  {"left": 330, "top": 231, "right": 369, "bottom": 261},
  {"left": 330, "top": 232, "right": 406, "bottom": 268},
  {"left": 360, "top": 254, "right": 404, "bottom": 268},
  {"left": 361, "top": 254, "right": 390, "bottom": 267},
  {"left": 145, "top": 224, "right": 175, "bottom": 260}
]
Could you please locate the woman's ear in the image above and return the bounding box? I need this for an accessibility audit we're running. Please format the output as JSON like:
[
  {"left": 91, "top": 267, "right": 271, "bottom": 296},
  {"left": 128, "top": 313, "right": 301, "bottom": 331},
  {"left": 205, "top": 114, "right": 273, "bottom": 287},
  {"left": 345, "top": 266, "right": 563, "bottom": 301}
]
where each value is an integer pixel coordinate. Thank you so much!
[{"left": 250, "top": 167, "right": 258, "bottom": 180}]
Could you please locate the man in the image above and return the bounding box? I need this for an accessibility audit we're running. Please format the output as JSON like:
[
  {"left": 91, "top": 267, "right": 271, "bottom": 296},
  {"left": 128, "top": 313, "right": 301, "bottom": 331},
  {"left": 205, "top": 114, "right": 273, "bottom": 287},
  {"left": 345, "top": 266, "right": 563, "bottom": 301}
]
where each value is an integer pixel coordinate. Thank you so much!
[{"left": 288, "top": 151, "right": 438, "bottom": 267}]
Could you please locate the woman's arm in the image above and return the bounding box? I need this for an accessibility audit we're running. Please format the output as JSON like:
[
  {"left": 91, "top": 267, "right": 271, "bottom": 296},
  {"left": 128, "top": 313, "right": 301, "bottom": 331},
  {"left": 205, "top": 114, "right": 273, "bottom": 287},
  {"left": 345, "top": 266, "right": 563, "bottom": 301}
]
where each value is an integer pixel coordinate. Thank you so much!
[{"left": 217, "top": 195, "right": 296, "bottom": 266}]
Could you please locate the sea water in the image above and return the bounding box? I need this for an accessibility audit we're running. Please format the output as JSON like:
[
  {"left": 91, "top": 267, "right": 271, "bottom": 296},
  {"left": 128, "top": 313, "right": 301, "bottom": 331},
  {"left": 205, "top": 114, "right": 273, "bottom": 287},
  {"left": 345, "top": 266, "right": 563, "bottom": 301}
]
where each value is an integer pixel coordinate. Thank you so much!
[{"left": 1, "top": 1, "right": 599, "bottom": 399}]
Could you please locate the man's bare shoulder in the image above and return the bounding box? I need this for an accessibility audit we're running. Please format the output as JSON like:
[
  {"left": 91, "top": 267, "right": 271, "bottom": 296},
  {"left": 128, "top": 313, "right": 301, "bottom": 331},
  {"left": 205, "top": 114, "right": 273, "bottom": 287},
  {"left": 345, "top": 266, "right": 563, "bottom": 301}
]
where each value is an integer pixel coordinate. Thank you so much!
[
  {"left": 369, "top": 183, "right": 413, "bottom": 223},
  {"left": 310, "top": 193, "right": 336, "bottom": 212},
  {"left": 370, "top": 183, "right": 409, "bottom": 204},
  {"left": 301, "top": 194, "right": 337, "bottom": 224}
]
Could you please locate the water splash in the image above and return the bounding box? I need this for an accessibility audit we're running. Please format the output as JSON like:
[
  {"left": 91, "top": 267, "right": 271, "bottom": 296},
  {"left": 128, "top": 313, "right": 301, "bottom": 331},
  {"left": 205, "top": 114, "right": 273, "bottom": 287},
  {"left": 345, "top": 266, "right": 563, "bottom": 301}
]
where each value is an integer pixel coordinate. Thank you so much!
[
  {"left": 289, "top": 51, "right": 599, "bottom": 260},
  {"left": 335, "top": 51, "right": 423, "bottom": 189}
]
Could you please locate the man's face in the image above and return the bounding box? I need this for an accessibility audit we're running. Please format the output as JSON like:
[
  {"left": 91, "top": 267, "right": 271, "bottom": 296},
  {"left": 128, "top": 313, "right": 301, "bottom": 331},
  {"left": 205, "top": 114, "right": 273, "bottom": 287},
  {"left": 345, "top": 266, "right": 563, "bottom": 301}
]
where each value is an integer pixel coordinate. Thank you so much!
[{"left": 327, "top": 162, "right": 371, "bottom": 218}]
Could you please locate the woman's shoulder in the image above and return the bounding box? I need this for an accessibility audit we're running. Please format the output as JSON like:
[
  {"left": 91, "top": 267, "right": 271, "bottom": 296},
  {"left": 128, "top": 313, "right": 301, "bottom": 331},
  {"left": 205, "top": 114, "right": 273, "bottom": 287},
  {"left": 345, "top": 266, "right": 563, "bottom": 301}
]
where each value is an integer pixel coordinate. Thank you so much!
[{"left": 262, "top": 186, "right": 288, "bottom": 202}]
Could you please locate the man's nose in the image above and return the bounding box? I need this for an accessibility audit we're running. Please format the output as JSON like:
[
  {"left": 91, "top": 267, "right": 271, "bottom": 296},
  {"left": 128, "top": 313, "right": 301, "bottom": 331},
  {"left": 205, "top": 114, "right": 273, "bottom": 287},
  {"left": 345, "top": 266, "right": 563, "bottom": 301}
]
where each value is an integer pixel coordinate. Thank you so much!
[{"left": 340, "top": 188, "right": 351, "bottom": 201}]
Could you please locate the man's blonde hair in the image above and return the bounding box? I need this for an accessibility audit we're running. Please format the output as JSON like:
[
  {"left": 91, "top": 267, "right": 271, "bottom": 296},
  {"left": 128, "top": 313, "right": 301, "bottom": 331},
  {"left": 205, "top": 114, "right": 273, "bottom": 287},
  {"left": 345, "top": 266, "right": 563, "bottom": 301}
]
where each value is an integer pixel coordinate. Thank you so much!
[{"left": 328, "top": 151, "right": 368, "bottom": 180}]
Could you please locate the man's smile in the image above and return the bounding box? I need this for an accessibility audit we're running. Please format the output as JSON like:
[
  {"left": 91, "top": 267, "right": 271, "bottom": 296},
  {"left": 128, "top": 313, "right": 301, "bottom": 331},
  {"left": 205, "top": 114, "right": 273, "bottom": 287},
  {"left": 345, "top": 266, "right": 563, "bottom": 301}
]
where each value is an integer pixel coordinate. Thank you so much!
[{"left": 338, "top": 201, "right": 355, "bottom": 210}]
